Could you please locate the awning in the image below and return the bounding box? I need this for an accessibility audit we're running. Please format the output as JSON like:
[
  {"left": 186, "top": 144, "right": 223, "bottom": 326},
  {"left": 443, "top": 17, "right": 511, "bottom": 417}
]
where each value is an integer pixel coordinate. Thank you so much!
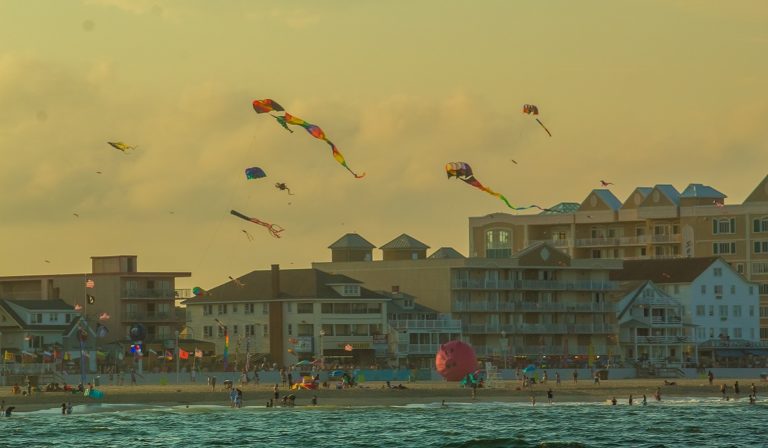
[
  {"left": 716, "top": 349, "right": 747, "bottom": 358},
  {"left": 746, "top": 349, "right": 768, "bottom": 356}
]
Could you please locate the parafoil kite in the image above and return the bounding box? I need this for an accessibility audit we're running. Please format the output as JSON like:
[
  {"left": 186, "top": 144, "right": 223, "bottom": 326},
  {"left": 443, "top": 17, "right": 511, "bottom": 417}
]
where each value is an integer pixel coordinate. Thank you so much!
[
  {"left": 274, "top": 182, "right": 293, "bottom": 195},
  {"left": 435, "top": 340, "right": 477, "bottom": 382},
  {"left": 192, "top": 287, "right": 207, "bottom": 297},
  {"left": 107, "top": 141, "right": 137, "bottom": 152},
  {"left": 230, "top": 209, "right": 284, "bottom": 238},
  {"left": 522, "top": 104, "right": 552, "bottom": 137},
  {"left": 245, "top": 167, "right": 267, "bottom": 179},
  {"left": 271, "top": 113, "right": 365, "bottom": 179},
  {"left": 252, "top": 99, "right": 285, "bottom": 114},
  {"left": 446, "top": 162, "right": 551, "bottom": 211}
]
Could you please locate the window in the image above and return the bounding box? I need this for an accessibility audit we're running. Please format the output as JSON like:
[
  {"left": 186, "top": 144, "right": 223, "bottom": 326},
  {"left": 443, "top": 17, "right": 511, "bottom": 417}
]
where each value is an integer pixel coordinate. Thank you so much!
[
  {"left": 701, "top": 285, "right": 707, "bottom": 295},
  {"left": 217, "top": 304, "right": 227, "bottom": 315},
  {"left": 263, "top": 324, "right": 269, "bottom": 337},
  {"left": 244, "top": 303, "right": 254, "bottom": 314},
  {"left": 217, "top": 326, "right": 227, "bottom": 337},
  {"left": 203, "top": 326, "right": 213, "bottom": 338},
  {"left": 485, "top": 229, "right": 512, "bottom": 258},
  {"left": 674, "top": 285, "right": 680, "bottom": 295},
  {"left": 203, "top": 305, "right": 213, "bottom": 315},
  {"left": 733, "top": 328, "right": 742, "bottom": 338},
  {"left": 232, "top": 325, "right": 238, "bottom": 335},
  {"left": 730, "top": 285, "right": 736, "bottom": 295},
  {"left": 714, "top": 285, "right": 723, "bottom": 296},
  {"left": 753, "top": 241, "right": 768, "bottom": 254},
  {"left": 713, "top": 268, "right": 722, "bottom": 277},
  {"left": 262, "top": 304, "right": 269, "bottom": 315},
  {"left": 761, "top": 284, "right": 768, "bottom": 295},
  {"left": 760, "top": 307, "right": 768, "bottom": 318},
  {"left": 712, "top": 218, "right": 736, "bottom": 234},
  {"left": 696, "top": 327, "right": 706, "bottom": 341},
  {"left": 321, "top": 324, "right": 334, "bottom": 336},
  {"left": 709, "top": 328, "right": 715, "bottom": 338},
  {"left": 753, "top": 217, "right": 768, "bottom": 233},
  {"left": 761, "top": 328, "right": 768, "bottom": 340},
  {"left": 343, "top": 285, "right": 361, "bottom": 296},
  {"left": 720, "top": 328, "right": 729, "bottom": 337},
  {"left": 736, "top": 264, "right": 744, "bottom": 274},
  {"left": 708, "top": 306, "right": 714, "bottom": 317},
  {"left": 298, "top": 324, "right": 314, "bottom": 337},
  {"left": 65, "top": 314, "right": 71, "bottom": 323},
  {"left": 334, "top": 324, "right": 350, "bottom": 336},
  {"left": 719, "top": 305, "right": 728, "bottom": 317},
  {"left": 286, "top": 302, "right": 292, "bottom": 313},
  {"left": 695, "top": 305, "right": 705, "bottom": 316},
  {"left": 591, "top": 249, "right": 601, "bottom": 259},
  {"left": 321, "top": 303, "right": 333, "bottom": 314},
  {"left": 245, "top": 324, "right": 256, "bottom": 336},
  {"left": 752, "top": 263, "right": 768, "bottom": 274},
  {"left": 297, "top": 303, "right": 313, "bottom": 314},
  {"left": 733, "top": 305, "right": 742, "bottom": 317},
  {"left": 369, "top": 324, "right": 383, "bottom": 335},
  {"left": 287, "top": 324, "right": 292, "bottom": 336},
  {"left": 232, "top": 304, "right": 238, "bottom": 313},
  {"left": 712, "top": 242, "right": 737, "bottom": 255},
  {"left": 49, "top": 313, "right": 59, "bottom": 322},
  {"left": 31, "top": 313, "right": 42, "bottom": 324},
  {"left": 749, "top": 286, "right": 754, "bottom": 295},
  {"left": 749, "top": 305, "right": 755, "bottom": 317}
]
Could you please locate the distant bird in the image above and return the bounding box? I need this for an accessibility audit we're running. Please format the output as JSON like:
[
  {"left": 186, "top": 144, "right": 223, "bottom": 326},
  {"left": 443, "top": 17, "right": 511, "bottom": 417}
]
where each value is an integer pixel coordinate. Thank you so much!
[
  {"left": 73, "top": 213, "right": 80, "bottom": 218},
  {"left": 510, "top": 159, "right": 518, "bottom": 164},
  {"left": 600, "top": 180, "right": 614, "bottom": 187},
  {"left": 241, "top": 229, "right": 254, "bottom": 241},
  {"left": 95, "top": 171, "right": 102, "bottom": 174},
  {"left": 107, "top": 141, "right": 137, "bottom": 153},
  {"left": 44, "top": 259, "right": 51, "bottom": 263}
]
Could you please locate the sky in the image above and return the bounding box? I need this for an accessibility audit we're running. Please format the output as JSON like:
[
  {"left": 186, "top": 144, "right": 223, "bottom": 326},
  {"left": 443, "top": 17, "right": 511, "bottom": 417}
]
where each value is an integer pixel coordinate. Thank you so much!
[{"left": 1, "top": 0, "right": 767, "bottom": 290}]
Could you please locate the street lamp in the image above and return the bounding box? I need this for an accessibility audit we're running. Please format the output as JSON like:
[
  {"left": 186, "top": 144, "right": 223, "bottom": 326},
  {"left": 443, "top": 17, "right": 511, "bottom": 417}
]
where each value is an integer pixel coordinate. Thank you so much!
[
  {"left": 500, "top": 330, "right": 508, "bottom": 370},
  {"left": 318, "top": 329, "right": 326, "bottom": 369}
]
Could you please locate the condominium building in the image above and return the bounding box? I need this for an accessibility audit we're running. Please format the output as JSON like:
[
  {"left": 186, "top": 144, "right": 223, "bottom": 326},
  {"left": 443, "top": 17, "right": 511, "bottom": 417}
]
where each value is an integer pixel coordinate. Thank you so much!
[
  {"left": 183, "top": 265, "right": 390, "bottom": 368},
  {"left": 0, "top": 255, "right": 191, "bottom": 344},
  {"left": 467, "top": 175, "right": 768, "bottom": 340}
]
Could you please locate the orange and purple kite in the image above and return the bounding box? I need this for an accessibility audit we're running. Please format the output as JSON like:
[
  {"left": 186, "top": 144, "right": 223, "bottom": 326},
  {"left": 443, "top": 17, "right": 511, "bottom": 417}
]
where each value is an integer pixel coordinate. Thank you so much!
[
  {"left": 446, "top": 162, "right": 549, "bottom": 211},
  {"left": 252, "top": 99, "right": 285, "bottom": 114},
  {"left": 271, "top": 112, "right": 365, "bottom": 179}
]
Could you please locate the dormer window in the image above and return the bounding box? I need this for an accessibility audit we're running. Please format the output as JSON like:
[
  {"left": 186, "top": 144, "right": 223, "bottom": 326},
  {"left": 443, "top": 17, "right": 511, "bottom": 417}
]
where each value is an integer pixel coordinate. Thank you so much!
[
  {"left": 31, "top": 313, "right": 43, "bottom": 324},
  {"left": 343, "top": 285, "right": 360, "bottom": 296},
  {"left": 403, "top": 299, "right": 414, "bottom": 308}
]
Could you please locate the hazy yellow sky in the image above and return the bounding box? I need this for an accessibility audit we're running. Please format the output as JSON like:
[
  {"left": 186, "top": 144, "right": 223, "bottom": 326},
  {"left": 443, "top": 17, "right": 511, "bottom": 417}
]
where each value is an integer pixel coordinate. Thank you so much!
[{"left": 1, "top": 0, "right": 767, "bottom": 290}]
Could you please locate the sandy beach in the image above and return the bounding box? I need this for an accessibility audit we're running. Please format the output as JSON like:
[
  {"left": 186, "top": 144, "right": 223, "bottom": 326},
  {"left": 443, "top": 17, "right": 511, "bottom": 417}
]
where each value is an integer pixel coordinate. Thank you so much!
[{"left": 2, "top": 378, "right": 763, "bottom": 413}]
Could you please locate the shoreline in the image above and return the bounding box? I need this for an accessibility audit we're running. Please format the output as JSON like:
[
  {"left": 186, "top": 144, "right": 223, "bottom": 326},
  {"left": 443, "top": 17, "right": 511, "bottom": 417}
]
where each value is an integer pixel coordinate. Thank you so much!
[{"left": 2, "top": 378, "right": 763, "bottom": 413}]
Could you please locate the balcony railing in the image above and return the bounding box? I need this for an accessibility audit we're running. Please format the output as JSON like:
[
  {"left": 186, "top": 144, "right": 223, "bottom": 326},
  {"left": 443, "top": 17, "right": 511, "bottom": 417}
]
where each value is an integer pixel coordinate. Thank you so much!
[
  {"left": 651, "top": 316, "right": 682, "bottom": 325},
  {"left": 452, "top": 279, "right": 618, "bottom": 291},
  {"left": 529, "top": 239, "right": 571, "bottom": 248},
  {"left": 472, "top": 344, "right": 605, "bottom": 356},
  {"left": 453, "top": 301, "right": 615, "bottom": 313},
  {"left": 123, "top": 312, "right": 181, "bottom": 322},
  {"left": 396, "top": 343, "right": 442, "bottom": 355},
  {"left": 122, "top": 288, "right": 175, "bottom": 299},
  {"left": 462, "top": 323, "right": 616, "bottom": 334},
  {"left": 389, "top": 320, "right": 462, "bottom": 331},
  {"left": 572, "top": 234, "right": 682, "bottom": 247},
  {"left": 620, "top": 335, "right": 692, "bottom": 344}
]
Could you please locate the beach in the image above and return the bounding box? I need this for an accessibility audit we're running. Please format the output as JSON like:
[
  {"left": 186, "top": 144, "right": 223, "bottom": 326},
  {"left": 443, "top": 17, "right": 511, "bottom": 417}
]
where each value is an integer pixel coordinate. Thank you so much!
[{"left": 2, "top": 378, "right": 762, "bottom": 413}]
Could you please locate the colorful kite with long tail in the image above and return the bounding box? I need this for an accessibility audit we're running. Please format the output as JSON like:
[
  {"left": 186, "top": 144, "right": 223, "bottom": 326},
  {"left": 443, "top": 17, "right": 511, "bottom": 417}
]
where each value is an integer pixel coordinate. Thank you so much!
[
  {"left": 271, "top": 112, "right": 365, "bottom": 179},
  {"left": 230, "top": 210, "right": 284, "bottom": 238},
  {"left": 252, "top": 99, "right": 285, "bottom": 114},
  {"left": 522, "top": 104, "right": 552, "bottom": 137},
  {"left": 446, "top": 162, "right": 550, "bottom": 211}
]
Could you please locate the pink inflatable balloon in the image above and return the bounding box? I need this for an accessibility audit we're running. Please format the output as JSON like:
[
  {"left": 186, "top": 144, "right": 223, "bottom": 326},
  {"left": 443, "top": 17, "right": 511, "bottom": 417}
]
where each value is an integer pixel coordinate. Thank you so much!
[{"left": 435, "top": 340, "right": 477, "bottom": 381}]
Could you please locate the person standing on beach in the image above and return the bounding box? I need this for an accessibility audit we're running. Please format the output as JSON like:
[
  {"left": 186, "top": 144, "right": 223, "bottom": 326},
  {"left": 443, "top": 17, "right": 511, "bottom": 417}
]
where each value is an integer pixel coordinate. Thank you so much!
[
  {"left": 273, "top": 384, "right": 280, "bottom": 401},
  {"left": 654, "top": 387, "right": 662, "bottom": 401},
  {"left": 734, "top": 381, "right": 740, "bottom": 395},
  {"left": 555, "top": 372, "right": 561, "bottom": 386},
  {"left": 611, "top": 397, "right": 617, "bottom": 406},
  {"left": 642, "top": 394, "right": 647, "bottom": 406},
  {"left": 130, "top": 369, "right": 137, "bottom": 386},
  {"left": 572, "top": 369, "right": 578, "bottom": 383},
  {"left": 750, "top": 383, "right": 757, "bottom": 397},
  {"left": 547, "top": 388, "right": 553, "bottom": 404},
  {"left": 61, "top": 402, "right": 67, "bottom": 415},
  {"left": 312, "top": 395, "right": 318, "bottom": 406},
  {"left": 530, "top": 395, "right": 536, "bottom": 406},
  {"left": 720, "top": 383, "right": 727, "bottom": 400},
  {"left": 210, "top": 376, "right": 217, "bottom": 392},
  {"left": 707, "top": 370, "right": 714, "bottom": 385},
  {"left": 628, "top": 394, "right": 633, "bottom": 406}
]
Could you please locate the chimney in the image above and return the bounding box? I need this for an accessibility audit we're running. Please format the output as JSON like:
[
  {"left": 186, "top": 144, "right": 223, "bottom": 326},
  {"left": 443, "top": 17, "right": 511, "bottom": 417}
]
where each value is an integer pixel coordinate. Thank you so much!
[
  {"left": 271, "top": 264, "right": 280, "bottom": 299},
  {"left": 391, "top": 285, "right": 400, "bottom": 294}
]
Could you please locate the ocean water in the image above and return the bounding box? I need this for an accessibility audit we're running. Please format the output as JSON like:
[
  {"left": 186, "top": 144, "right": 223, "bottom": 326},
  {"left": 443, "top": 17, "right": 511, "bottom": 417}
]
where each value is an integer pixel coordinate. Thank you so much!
[{"left": 4, "top": 398, "right": 766, "bottom": 447}]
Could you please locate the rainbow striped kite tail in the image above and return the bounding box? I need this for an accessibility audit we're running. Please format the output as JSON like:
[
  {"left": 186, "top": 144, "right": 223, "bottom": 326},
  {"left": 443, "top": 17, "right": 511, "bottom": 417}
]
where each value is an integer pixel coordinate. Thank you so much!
[{"left": 499, "top": 195, "right": 515, "bottom": 209}]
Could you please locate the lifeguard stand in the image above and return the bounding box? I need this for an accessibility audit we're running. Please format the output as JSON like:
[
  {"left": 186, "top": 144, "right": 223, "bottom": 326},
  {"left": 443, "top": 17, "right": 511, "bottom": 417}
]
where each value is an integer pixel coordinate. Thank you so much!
[{"left": 484, "top": 361, "right": 502, "bottom": 388}]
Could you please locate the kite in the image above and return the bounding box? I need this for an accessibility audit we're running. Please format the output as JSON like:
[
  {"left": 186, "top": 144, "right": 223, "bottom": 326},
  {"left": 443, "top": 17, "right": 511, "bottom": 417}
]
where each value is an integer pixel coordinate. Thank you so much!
[
  {"left": 252, "top": 99, "right": 285, "bottom": 114},
  {"left": 600, "top": 180, "right": 614, "bottom": 187},
  {"left": 245, "top": 167, "right": 267, "bottom": 180},
  {"left": 446, "top": 162, "right": 550, "bottom": 211},
  {"left": 107, "top": 141, "right": 137, "bottom": 152},
  {"left": 435, "top": 340, "right": 477, "bottom": 382},
  {"left": 271, "top": 113, "right": 365, "bottom": 179},
  {"left": 522, "top": 104, "right": 552, "bottom": 137},
  {"left": 192, "top": 287, "right": 207, "bottom": 297},
  {"left": 275, "top": 182, "right": 294, "bottom": 195},
  {"left": 241, "top": 229, "right": 254, "bottom": 241},
  {"left": 228, "top": 276, "right": 246, "bottom": 287},
  {"left": 74, "top": 304, "right": 83, "bottom": 311},
  {"left": 230, "top": 209, "right": 284, "bottom": 238},
  {"left": 73, "top": 213, "right": 80, "bottom": 218}
]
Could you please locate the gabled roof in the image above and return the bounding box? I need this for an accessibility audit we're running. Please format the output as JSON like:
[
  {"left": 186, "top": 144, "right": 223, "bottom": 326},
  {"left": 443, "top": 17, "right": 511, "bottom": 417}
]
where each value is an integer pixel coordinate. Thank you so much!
[
  {"left": 538, "top": 202, "right": 580, "bottom": 215},
  {"left": 182, "top": 268, "right": 387, "bottom": 304},
  {"left": 616, "top": 281, "right": 681, "bottom": 319},
  {"left": 654, "top": 185, "right": 681, "bottom": 206},
  {"left": 5, "top": 299, "right": 74, "bottom": 311},
  {"left": 744, "top": 174, "right": 768, "bottom": 203},
  {"left": 380, "top": 234, "right": 430, "bottom": 250},
  {"left": 428, "top": 247, "right": 466, "bottom": 259},
  {"left": 328, "top": 233, "right": 376, "bottom": 250},
  {"left": 680, "top": 184, "right": 726, "bottom": 199},
  {"left": 609, "top": 257, "right": 719, "bottom": 283},
  {"left": 593, "top": 190, "right": 623, "bottom": 211},
  {"left": 0, "top": 299, "right": 81, "bottom": 332}
]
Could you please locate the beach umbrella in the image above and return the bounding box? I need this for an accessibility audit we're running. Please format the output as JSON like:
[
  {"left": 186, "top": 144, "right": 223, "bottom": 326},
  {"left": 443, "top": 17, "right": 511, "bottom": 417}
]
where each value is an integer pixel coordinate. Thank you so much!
[
  {"left": 522, "top": 364, "right": 536, "bottom": 375},
  {"left": 329, "top": 370, "right": 345, "bottom": 377},
  {"left": 295, "top": 360, "right": 313, "bottom": 366}
]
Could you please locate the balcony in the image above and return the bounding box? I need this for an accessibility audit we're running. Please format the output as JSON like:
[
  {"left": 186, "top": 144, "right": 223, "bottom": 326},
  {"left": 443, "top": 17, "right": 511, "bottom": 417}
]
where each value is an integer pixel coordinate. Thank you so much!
[
  {"left": 122, "top": 288, "right": 175, "bottom": 299},
  {"left": 529, "top": 239, "right": 571, "bottom": 248},
  {"left": 389, "top": 320, "right": 462, "bottom": 331},
  {"left": 462, "top": 323, "right": 616, "bottom": 334},
  {"left": 572, "top": 234, "right": 681, "bottom": 248},
  {"left": 123, "top": 312, "right": 180, "bottom": 322},
  {"left": 472, "top": 344, "right": 601, "bottom": 356},
  {"left": 621, "top": 335, "right": 692, "bottom": 344},
  {"left": 453, "top": 301, "right": 615, "bottom": 313},
  {"left": 452, "top": 279, "right": 618, "bottom": 291},
  {"left": 396, "top": 343, "right": 441, "bottom": 355},
  {"left": 651, "top": 316, "right": 682, "bottom": 325}
]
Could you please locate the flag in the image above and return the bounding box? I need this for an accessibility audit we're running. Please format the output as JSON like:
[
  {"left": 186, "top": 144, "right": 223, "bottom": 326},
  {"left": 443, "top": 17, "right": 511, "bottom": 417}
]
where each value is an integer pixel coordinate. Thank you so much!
[
  {"left": 148, "top": 348, "right": 158, "bottom": 356},
  {"left": 86, "top": 279, "right": 95, "bottom": 288},
  {"left": 87, "top": 295, "right": 96, "bottom": 304},
  {"left": 165, "top": 350, "right": 173, "bottom": 361},
  {"left": 179, "top": 348, "right": 189, "bottom": 360},
  {"left": 4, "top": 351, "right": 14, "bottom": 361},
  {"left": 194, "top": 348, "right": 203, "bottom": 358}
]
